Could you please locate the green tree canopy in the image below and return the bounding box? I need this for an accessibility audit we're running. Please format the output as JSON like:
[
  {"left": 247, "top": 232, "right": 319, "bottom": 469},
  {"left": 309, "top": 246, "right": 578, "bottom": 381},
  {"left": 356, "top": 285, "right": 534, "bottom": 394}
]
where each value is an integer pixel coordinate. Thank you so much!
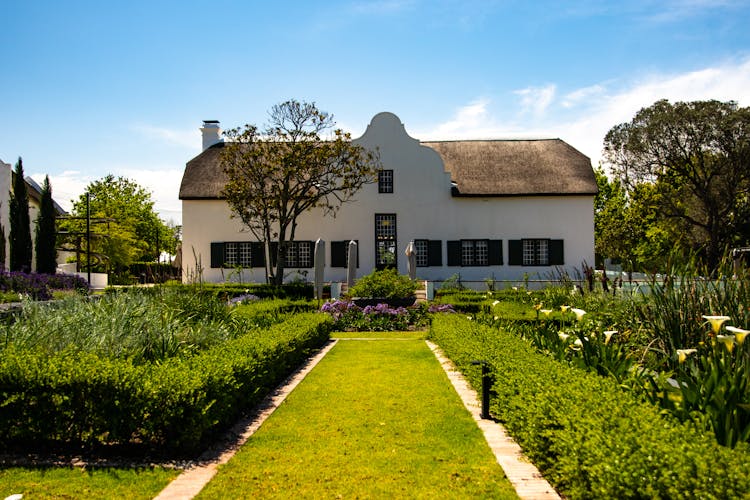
[
  {"left": 35, "top": 175, "right": 57, "bottom": 274},
  {"left": 220, "top": 100, "right": 382, "bottom": 285},
  {"left": 603, "top": 99, "right": 750, "bottom": 270},
  {"left": 60, "top": 175, "right": 176, "bottom": 274},
  {"left": 9, "top": 157, "right": 33, "bottom": 272}
]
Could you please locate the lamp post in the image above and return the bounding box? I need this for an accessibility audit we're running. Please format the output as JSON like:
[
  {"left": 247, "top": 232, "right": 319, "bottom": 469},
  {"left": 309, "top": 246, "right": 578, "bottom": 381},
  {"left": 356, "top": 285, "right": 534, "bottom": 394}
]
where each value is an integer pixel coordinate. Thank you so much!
[
  {"left": 471, "top": 360, "right": 491, "bottom": 419},
  {"left": 86, "top": 192, "right": 91, "bottom": 286}
]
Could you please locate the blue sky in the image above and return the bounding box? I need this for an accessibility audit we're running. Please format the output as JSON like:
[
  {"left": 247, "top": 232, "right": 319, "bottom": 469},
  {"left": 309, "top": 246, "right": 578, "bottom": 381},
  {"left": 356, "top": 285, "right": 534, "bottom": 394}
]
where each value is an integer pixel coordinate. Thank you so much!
[{"left": 3, "top": 0, "right": 750, "bottom": 225}]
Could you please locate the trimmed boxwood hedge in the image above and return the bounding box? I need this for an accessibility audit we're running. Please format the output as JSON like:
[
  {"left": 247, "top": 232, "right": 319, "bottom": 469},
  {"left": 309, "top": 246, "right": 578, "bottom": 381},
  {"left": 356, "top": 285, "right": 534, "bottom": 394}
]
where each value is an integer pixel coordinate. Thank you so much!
[
  {"left": 0, "top": 313, "right": 331, "bottom": 454},
  {"left": 430, "top": 314, "right": 750, "bottom": 499}
]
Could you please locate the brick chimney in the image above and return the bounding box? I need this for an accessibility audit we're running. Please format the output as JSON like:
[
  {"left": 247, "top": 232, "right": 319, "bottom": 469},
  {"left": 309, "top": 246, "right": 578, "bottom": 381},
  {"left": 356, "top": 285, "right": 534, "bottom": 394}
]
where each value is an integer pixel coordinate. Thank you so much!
[{"left": 200, "top": 120, "right": 222, "bottom": 150}]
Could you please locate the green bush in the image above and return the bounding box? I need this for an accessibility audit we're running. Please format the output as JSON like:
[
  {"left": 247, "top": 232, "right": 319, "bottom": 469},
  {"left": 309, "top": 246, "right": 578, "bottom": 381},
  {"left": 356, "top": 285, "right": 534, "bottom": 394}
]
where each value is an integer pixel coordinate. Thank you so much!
[
  {"left": 347, "top": 268, "right": 417, "bottom": 299},
  {"left": 0, "top": 313, "right": 331, "bottom": 454},
  {"left": 429, "top": 314, "right": 750, "bottom": 499}
]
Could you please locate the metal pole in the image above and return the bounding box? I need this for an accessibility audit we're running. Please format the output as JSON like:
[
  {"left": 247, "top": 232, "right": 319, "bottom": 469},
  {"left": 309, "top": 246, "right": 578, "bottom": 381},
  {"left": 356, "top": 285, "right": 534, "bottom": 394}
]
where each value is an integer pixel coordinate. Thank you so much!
[
  {"left": 86, "top": 192, "right": 91, "bottom": 287},
  {"left": 471, "top": 360, "right": 491, "bottom": 419}
]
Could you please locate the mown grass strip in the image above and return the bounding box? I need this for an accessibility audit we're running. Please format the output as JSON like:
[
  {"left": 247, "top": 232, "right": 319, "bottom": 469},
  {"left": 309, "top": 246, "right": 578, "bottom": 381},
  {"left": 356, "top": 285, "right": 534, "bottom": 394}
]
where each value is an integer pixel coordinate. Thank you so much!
[
  {"left": 0, "top": 466, "right": 178, "bottom": 499},
  {"left": 198, "top": 339, "right": 518, "bottom": 499}
]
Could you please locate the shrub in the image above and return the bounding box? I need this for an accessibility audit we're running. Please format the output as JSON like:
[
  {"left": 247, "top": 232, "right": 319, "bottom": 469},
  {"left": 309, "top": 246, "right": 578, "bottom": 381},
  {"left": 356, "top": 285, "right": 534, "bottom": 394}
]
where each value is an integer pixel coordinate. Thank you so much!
[
  {"left": 429, "top": 314, "right": 750, "bottom": 499},
  {"left": 347, "top": 268, "right": 417, "bottom": 299},
  {"left": 0, "top": 313, "right": 331, "bottom": 454}
]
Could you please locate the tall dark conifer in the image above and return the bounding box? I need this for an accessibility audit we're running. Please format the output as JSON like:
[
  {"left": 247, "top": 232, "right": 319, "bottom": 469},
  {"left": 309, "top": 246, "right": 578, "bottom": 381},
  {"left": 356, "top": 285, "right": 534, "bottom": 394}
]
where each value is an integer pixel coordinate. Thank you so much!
[
  {"left": 9, "top": 157, "right": 33, "bottom": 272},
  {"left": 35, "top": 175, "right": 57, "bottom": 274}
]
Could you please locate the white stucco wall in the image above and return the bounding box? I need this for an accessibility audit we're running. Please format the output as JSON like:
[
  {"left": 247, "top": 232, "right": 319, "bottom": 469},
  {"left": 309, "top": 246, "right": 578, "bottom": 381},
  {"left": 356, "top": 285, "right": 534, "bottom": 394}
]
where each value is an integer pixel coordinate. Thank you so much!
[
  {"left": 0, "top": 160, "right": 10, "bottom": 270},
  {"left": 181, "top": 112, "right": 595, "bottom": 285}
]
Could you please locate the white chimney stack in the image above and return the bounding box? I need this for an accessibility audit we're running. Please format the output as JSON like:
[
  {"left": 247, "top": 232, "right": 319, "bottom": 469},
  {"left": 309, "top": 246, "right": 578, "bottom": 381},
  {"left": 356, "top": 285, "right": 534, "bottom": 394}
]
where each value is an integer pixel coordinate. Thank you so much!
[{"left": 200, "top": 120, "right": 222, "bottom": 150}]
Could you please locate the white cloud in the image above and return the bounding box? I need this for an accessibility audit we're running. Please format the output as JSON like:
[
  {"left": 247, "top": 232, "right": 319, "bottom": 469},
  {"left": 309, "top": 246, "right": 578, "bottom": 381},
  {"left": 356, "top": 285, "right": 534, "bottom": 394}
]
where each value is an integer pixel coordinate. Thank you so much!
[
  {"left": 562, "top": 84, "right": 606, "bottom": 108},
  {"left": 429, "top": 98, "right": 494, "bottom": 136},
  {"left": 418, "top": 57, "right": 750, "bottom": 167},
  {"left": 31, "top": 167, "right": 183, "bottom": 225},
  {"left": 514, "top": 84, "right": 556, "bottom": 116},
  {"left": 132, "top": 124, "right": 200, "bottom": 151}
]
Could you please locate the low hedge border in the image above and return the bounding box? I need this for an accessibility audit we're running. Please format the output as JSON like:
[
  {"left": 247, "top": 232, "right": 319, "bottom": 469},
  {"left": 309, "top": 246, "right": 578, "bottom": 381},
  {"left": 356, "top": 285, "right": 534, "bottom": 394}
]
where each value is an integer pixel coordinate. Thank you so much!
[
  {"left": 0, "top": 313, "right": 331, "bottom": 455},
  {"left": 429, "top": 314, "right": 750, "bottom": 499}
]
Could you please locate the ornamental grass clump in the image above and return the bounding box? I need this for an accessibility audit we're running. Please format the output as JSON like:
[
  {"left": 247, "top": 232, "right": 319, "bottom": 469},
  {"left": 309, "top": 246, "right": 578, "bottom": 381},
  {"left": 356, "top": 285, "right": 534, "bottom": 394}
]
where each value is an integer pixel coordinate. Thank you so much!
[{"left": 1, "top": 287, "right": 247, "bottom": 363}]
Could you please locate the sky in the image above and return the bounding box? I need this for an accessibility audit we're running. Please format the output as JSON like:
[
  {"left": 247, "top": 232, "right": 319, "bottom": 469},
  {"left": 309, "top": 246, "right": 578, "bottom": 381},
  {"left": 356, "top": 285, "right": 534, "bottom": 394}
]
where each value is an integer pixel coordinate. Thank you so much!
[{"left": 2, "top": 0, "right": 750, "bottom": 226}]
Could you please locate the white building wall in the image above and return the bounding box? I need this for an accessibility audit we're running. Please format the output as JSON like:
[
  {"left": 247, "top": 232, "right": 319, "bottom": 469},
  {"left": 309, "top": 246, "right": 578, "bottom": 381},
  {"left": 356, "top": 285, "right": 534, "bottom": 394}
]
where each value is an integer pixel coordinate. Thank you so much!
[
  {"left": 0, "top": 160, "right": 10, "bottom": 270},
  {"left": 181, "top": 112, "right": 595, "bottom": 285}
]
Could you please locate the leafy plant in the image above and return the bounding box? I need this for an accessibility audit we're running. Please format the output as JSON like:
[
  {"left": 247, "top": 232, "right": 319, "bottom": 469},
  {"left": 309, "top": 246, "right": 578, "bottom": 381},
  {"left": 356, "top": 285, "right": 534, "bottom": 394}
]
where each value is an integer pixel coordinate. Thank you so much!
[{"left": 346, "top": 268, "right": 417, "bottom": 299}]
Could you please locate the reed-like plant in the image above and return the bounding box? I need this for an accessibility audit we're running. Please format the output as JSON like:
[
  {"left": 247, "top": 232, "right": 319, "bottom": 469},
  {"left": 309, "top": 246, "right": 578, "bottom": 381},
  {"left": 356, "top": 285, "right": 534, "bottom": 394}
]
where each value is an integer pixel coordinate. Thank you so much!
[{"left": 1, "top": 287, "right": 252, "bottom": 363}]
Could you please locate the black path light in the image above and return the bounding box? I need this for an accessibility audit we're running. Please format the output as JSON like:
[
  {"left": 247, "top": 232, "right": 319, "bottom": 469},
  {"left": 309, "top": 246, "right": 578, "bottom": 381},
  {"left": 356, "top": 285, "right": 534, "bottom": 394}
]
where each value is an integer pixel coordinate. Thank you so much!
[{"left": 471, "top": 360, "right": 491, "bottom": 419}]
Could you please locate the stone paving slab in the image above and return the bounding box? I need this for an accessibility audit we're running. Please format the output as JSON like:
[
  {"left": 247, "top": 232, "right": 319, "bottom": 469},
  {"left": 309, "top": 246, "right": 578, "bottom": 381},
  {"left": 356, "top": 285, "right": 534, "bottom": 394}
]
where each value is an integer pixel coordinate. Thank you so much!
[{"left": 426, "top": 340, "right": 560, "bottom": 500}]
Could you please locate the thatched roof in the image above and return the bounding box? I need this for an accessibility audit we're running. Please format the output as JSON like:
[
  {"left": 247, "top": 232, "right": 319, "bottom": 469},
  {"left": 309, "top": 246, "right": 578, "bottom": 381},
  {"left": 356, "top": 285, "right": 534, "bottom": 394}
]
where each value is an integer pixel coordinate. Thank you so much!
[
  {"left": 179, "top": 138, "right": 597, "bottom": 199},
  {"left": 179, "top": 142, "right": 228, "bottom": 199},
  {"left": 422, "top": 139, "right": 597, "bottom": 197}
]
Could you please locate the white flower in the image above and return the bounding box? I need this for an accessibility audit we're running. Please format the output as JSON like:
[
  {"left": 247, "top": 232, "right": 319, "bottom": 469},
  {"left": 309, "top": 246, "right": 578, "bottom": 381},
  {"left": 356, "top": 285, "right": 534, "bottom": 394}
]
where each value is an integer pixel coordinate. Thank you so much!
[
  {"left": 558, "top": 332, "right": 570, "bottom": 342},
  {"left": 571, "top": 308, "right": 586, "bottom": 322},
  {"left": 717, "top": 334, "right": 736, "bottom": 353},
  {"left": 676, "top": 348, "right": 697, "bottom": 364},
  {"left": 540, "top": 309, "right": 553, "bottom": 317},
  {"left": 702, "top": 315, "right": 731, "bottom": 334},
  {"left": 726, "top": 326, "right": 750, "bottom": 345},
  {"left": 560, "top": 305, "right": 570, "bottom": 313},
  {"left": 492, "top": 300, "right": 500, "bottom": 306},
  {"left": 603, "top": 330, "right": 617, "bottom": 345}
]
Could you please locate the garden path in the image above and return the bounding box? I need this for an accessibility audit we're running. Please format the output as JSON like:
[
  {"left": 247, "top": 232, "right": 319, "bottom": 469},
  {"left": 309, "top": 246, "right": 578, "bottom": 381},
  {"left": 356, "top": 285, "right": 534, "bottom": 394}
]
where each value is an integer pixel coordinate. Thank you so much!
[{"left": 154, "top": 338, "right": 558, "bottom": 500}]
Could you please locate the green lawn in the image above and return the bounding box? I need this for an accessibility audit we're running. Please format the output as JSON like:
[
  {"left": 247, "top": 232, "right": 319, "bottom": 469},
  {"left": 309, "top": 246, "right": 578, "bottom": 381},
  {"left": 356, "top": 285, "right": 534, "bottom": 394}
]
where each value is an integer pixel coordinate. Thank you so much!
[
  {"left": 0, "top": 466, "right": 178, "bottom": 500},
  {"left": 330, "top": 330, "right": 427, "bottom": 339},
  {"left": 198, "top": 339, "right": 518, "bottom": 499}
]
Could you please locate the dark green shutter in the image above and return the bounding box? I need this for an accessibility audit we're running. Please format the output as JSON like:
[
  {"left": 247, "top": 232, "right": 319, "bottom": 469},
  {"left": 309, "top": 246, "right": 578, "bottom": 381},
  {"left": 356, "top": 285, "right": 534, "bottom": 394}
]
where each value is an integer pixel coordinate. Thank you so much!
[
  {"left": 428, "top": 240, "right": 442, "bottom": 266},
  {"left": 508, "top": 240, "right": 522, "bottom": 265},
  {"left": 447, "top": 241, "right": 460, "bottom": 266},
  {"left": 549, "top": 239, "right": 564, "bottom": 265},
  {"left": 210, "top": 242, "right": 224, "bottom": 268},
  {"left": 250, "top": 242, "right": 265, "bottom": 268},
  {"left": 331, "top": 241, "right": 346, "bottom": 267},
  {"left": 488, "top": 240, "right": 503, "bottom": 265}
]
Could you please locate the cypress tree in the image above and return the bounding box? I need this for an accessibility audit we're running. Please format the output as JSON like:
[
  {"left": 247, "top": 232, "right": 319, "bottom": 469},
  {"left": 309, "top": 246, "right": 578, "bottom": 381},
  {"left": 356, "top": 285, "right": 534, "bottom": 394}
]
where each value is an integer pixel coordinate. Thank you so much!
[
  {"left": 35, "top": 175, "right": 57, "bottom": 274},
  {"left": 9, "top": 157, "right": 33, "bottom": 272}
]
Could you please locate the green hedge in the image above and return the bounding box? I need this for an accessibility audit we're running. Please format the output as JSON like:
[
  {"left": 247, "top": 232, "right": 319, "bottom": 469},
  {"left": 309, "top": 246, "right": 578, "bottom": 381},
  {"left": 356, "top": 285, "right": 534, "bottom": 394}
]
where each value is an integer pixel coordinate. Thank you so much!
[
  {"left": 429, "top": 314, "right": 750, "bottom": 499},
  {"left": 0, "top": 313, "right": 331, "bottom": 454}
]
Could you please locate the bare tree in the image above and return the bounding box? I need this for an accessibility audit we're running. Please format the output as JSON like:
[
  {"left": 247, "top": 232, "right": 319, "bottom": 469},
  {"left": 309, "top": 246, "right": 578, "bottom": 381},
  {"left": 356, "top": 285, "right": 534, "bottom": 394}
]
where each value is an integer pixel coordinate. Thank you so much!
[{"left": 221, "top": 100, "right": 381, "bottom": 285}]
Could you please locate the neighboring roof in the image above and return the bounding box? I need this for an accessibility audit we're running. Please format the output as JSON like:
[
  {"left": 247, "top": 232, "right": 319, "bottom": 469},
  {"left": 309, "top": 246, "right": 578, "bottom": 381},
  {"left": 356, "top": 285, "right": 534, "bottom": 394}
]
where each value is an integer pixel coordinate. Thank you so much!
[
  {"left": 179, "top": 138, "right": 598, "bottom": 199},
  {"left": 17, "top": 174, "right": 67, "bottom": 215},
  {"left": 421, "top": 139, "right": 598, "bottom": 197}
]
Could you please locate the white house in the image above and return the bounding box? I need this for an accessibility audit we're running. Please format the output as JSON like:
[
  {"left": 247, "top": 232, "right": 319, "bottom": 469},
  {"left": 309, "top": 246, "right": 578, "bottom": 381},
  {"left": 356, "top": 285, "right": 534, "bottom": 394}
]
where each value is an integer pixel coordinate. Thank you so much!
[
  {"left": 179, "top": 112, "right": 598, "bottom": 286},
  {"left": 0, "top": 159, "right": 67, "bottom": 272}
]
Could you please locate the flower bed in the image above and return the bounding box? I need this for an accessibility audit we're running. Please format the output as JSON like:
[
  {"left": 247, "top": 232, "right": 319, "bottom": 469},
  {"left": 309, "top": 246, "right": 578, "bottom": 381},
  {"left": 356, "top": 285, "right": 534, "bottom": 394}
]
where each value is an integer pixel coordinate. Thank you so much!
[{"left": 321, "top": 299, "right": 454, "bottom": 331}]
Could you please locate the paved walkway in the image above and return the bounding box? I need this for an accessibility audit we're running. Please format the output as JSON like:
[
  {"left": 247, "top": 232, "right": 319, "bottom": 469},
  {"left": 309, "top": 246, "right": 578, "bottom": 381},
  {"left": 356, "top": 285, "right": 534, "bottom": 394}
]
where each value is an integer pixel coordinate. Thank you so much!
[{"left": 154, "top": 338, "right": 558, "bottom": 500}]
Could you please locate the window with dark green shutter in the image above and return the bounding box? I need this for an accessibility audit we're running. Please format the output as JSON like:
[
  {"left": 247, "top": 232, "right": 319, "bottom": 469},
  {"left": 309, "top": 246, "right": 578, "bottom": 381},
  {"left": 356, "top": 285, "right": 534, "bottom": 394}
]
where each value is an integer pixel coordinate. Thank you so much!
[
  {"left": 331, "top": 240, "right": 359, "bottom": 268},
  {"left": 414, "top": 239, "right": 442, "bottom": 267},
  {"left": 210, "top": 242, "right": 225, "bottom": 268},
  {"left": 447, "top": 241, "right": 461, "bottom": 266},
  {"left": 508, "top": 239, "right": 564, "bottom": 266},
  {"left": 428, "top": 240, "right": 442, "bottom": 266},
  {"left": 549, "top": 239, "right": 564, "bottom": 265},
  {"left": 445, "top": 239, "right": 501, "bottom": 266}
]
